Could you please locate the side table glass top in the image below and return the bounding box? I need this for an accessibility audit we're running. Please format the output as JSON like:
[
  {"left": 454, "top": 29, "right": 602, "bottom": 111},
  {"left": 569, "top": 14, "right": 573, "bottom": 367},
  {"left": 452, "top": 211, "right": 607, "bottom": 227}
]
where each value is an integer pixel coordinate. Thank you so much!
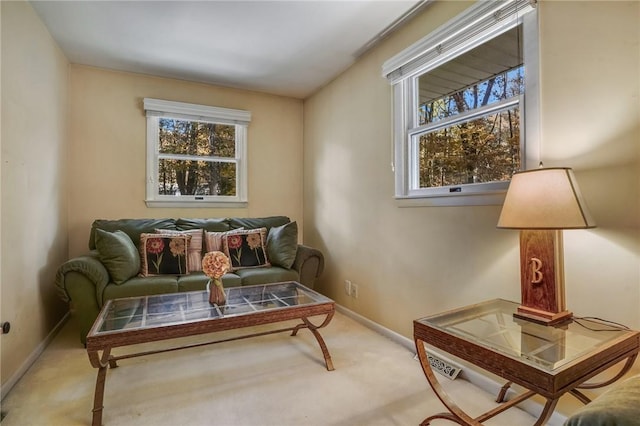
[
  {"left": 93, "top": 281, "right": 332, "bottom": 335},
  {"left": 416, "top": 299, "right": 634, "bottom": 372}
]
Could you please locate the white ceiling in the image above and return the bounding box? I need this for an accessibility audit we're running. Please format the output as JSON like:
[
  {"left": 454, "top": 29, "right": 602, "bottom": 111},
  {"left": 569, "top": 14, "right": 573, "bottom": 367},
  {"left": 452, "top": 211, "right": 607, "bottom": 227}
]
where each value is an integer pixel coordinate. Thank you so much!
[{"left": 30, "top": 0, "right": 425, "bottom": 99}]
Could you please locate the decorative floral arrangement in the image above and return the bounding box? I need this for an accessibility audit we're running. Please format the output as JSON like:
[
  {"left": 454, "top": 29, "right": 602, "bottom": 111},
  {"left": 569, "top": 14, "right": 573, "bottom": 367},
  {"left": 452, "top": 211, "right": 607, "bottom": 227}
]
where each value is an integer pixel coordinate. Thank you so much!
[
  {"left": 202, "top": 251, "right": 230, "bottom": 306},
  {"left": 202, "top": 251, "right": 230, "bottom": 279}
]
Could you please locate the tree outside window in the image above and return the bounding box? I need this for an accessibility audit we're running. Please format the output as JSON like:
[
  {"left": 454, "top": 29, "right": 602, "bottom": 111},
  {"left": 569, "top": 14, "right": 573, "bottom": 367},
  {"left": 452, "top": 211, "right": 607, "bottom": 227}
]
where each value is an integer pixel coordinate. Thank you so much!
[
  {"left": 383, "top": 0, "right": 538, "bottom": 205},
  {"left": 144, "top": 98, "right": 250, "bottom": 207},
  {"left": 158, "top": 119, "right": 237, "bottom": 196},
  {"left": 416, "top": 62, "right": 524, "bottom": 188}
]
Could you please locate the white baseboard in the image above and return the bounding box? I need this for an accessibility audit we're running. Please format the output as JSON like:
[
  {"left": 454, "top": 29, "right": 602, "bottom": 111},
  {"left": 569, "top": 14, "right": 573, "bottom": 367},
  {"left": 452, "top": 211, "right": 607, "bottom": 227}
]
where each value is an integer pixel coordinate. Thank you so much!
[
  {"left": 336, "top": 304, "right": 567, "bottom": 426},
  {"left": 1, "top": 312, "right": 70, "bottom": 402}
]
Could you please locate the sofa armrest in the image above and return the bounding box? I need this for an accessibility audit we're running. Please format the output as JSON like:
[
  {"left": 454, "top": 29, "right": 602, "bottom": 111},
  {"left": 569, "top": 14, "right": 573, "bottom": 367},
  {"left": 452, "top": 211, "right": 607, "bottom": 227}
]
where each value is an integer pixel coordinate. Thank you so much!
[
  {"left": 55, "top": 251, "right": 110, "bottom": 303},
  {"left": 55, "top": 251, "right": 110, "bottom": 344},
  {"left": 291, "top": 244, "right": 324, "bottom": 289}
]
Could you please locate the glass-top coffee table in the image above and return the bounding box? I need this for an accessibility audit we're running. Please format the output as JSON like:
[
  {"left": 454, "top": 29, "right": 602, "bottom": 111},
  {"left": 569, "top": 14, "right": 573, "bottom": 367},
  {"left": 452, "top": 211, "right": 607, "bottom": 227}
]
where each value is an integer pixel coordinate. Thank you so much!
[
  {"left": 86, "top": 281, "right": 335, "bottom": 426},
  {"left": 414, "top": 299, "right": 639, "bottom": 426}
]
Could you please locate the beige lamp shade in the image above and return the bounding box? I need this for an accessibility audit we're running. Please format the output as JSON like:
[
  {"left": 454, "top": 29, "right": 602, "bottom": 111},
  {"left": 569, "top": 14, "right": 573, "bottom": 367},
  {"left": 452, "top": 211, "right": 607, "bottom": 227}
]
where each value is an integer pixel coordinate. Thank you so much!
[{"left": 497, "top": 168, "right": 596, "bottom": 230}]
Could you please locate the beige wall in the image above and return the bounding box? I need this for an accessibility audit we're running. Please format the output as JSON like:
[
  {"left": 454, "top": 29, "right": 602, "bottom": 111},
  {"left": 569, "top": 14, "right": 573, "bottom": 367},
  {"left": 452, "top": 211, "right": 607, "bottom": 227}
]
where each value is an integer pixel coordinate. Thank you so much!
[
  {"left": 304, "top": 0, "right": 521, "bottom": 337},
  {"left": 1, "top": 2, "right": 303, "bottom": 394},
  {"left": 68, "top": 66, "right": 304, "bottom": 257},
  {"left": 538, "top": 1, "right": 639, "bottom": 325},
  {"left": 304, "top": 0, "right": 639, "bottom": 381},
  {"left": 1, "top": 0, "right": 638, "bottom": 413},
  {"left": 1, "top": 1, "right": 69, "bottom": 391}
]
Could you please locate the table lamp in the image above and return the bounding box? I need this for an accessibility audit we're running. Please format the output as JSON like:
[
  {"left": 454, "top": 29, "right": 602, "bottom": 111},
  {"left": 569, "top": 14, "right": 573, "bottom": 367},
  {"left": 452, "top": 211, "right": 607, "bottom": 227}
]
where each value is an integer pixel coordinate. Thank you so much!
[{"left": 497, "top": 167, "right": 596, "bottom": 325}]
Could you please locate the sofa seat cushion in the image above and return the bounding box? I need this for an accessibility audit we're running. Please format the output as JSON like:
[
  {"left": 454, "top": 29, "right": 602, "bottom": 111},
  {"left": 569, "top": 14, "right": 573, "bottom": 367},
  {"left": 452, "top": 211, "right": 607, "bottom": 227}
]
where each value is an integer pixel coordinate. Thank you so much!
[
  {"left": 234, "top": 266, "right": 298, "bottom": 286},
  {"left": 177, "top": 272, "right": 242, "bottom": 293},
  {"left": 102, "top": 275, "right": 178, "bottom": 303},
  {"left": 564, "top": 375, "right": 640, "bottom": 426}
]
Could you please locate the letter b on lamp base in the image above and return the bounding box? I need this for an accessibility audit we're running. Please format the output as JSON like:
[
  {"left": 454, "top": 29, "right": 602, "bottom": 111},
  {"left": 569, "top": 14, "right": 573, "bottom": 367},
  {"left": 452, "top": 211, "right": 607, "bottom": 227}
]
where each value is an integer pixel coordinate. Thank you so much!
[{"left": 514, "top": 230, "right": 573, "bottom": 326}]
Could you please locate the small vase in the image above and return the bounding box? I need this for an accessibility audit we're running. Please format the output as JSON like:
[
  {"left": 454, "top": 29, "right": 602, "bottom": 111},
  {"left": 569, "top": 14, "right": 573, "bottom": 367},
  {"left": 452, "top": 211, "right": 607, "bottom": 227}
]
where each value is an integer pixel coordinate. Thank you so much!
[{"left": 207, "top": 279, "right": 226, "bottom": 306}]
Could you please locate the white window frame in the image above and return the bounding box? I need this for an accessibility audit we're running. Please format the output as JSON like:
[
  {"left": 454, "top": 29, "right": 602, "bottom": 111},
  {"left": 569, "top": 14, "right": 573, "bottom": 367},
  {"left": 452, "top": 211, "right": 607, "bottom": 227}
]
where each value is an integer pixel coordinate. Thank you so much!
[
  {"left": 382, "top": 0, "right": 539, "bottom": 206},
  {"left": 144, "top": 98, "right": 251, "bottom": 208}
]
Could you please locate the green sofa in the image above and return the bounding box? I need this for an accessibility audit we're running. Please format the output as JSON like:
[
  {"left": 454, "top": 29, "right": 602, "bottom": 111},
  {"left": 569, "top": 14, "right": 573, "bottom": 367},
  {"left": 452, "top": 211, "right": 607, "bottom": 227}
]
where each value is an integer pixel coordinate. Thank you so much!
[
  {"left": 563, "top": 374, "right": 640, "bottom": 426},
  {"left": 55, "top": 216, "right": 324, "bottom": 344}
]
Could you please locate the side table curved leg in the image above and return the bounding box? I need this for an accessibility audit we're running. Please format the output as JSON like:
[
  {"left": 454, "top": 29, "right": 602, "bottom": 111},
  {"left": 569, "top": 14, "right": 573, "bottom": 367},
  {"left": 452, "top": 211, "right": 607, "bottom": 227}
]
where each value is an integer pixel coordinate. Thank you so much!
[
  {"left": 496, "top": 381, "right": 513, "bottom": 403},
  {"left": 415, "top": 339, "right": 482, "bottom": 426},
  {"left": 421, "top": 412, "right": 468, "bottom": 426},
  {"left": 577, "top": 354, "right": 637, "bottom": 390},
  {"left": 415, "top": 339, "right": 549, "bottom": 426},
  {"left": 533, "top": 398, "right": 559, "bottom": 426}
]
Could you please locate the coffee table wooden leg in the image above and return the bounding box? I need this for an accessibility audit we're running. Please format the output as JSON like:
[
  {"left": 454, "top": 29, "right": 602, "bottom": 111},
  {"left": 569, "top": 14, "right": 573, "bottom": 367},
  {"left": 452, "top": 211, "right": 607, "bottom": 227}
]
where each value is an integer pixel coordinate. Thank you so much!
[
  {"left": 92, "top": 365, "right": 108, "bottom": 426},
  {"left": 291, "top": 314, "right": 335, "bottom": 371},
  {"left": 88, "top": 348, "right": 112, "bottom": 426},
  {"left": 307, "top": 322, "right": 334, "bottom": 371}
]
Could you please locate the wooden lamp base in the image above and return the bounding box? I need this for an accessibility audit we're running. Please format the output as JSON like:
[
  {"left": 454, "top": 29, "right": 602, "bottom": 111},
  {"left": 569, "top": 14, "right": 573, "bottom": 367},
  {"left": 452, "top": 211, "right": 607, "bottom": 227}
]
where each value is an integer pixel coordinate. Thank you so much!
[
  {"left": 516, "top": 230, "right": 573, "bottom": 326},
  {"left": 514, "top": 306, "right": 572, "bottom": 326}
]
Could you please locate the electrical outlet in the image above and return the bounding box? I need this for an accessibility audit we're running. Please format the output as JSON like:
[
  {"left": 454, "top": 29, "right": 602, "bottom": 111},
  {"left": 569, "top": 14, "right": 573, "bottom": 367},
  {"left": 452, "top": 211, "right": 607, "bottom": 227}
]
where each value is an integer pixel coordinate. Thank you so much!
[
  {"left": 344, "top": 280, "right": 352, "bottom": 296},
  {"left": 351, "top": 283, "right": 358, "bottom": 299}
]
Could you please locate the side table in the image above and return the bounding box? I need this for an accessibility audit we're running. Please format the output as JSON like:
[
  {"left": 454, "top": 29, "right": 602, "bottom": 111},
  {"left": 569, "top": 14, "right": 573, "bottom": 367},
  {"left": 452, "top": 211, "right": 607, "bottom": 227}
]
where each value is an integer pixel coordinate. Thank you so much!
[{"left": 414, "top": 299, "right": 639, "bottom": 426}]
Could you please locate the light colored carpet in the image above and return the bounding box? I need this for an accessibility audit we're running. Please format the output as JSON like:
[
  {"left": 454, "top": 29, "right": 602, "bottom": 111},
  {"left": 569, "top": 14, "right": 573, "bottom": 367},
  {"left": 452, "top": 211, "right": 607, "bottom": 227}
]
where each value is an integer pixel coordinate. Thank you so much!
[{"left": 1, "top": 311, "right": 540, "bottom": 425}]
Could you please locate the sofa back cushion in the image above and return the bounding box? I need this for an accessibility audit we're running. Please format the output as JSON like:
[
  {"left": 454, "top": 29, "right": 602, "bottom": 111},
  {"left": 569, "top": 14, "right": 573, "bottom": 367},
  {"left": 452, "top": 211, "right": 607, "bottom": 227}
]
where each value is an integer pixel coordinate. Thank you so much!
[
  {"left": 229, "top": 216, "right": 290, "bottom": 232},
  {"left": 90, "top": 218, "right": 177, "bottom": 250},
  {"left": 266, "top": 221, "right": 298, "bottom": 269},
  {"left": 176, "top": 218, "right": 230, "bottom": 233},
  {"left": 95, "top": 229, "right": 140, "bottom": 284}
]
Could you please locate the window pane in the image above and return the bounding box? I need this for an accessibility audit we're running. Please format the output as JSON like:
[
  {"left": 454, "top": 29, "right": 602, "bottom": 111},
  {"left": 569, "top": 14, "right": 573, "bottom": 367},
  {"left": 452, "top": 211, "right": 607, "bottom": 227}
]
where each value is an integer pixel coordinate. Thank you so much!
[
  {"left": 418, "top": 26, "right": 523, "bottom": 126},
  {"left": 158, "top": 119, "right": 235, "bottom": 158},
  {"left": 157, "top": 159, "right": 236, "bottom": 196},
  {"left": 418, "top": 105, "right": 521, "bottom": 188}
]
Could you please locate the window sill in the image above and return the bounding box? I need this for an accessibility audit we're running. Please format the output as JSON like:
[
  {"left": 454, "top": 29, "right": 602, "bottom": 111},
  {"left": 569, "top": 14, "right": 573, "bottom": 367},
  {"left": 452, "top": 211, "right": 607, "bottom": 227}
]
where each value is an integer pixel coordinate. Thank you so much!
[
  {"left": 395, "top": 192, "right": 506, "bottom": 207},
  {"left": 145, "top": 200, "right": 248, "bottom": 208}
]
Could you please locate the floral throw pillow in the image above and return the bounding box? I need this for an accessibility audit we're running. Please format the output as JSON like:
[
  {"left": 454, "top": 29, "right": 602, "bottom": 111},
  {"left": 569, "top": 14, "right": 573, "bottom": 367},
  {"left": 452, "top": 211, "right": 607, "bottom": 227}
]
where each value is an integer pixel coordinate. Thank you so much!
[
  {"left": 204, "top": 228, "right": 243, "bottom": 253},
  {"left": 139, "top": 233, "right": 191, "bottom": 276},
  {"left": 222, "top": 228, "right": 270, "bottom": 271},
  {"left": 155, "top": 228, "right": 203, "bottom": 272}
]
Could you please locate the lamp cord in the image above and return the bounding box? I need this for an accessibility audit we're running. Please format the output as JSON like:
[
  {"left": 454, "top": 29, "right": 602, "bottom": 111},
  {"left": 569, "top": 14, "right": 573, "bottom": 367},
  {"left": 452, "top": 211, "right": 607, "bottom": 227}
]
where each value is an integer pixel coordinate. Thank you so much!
[{"left": 572, "top": 316, "right": 630, "bottom": 332}]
